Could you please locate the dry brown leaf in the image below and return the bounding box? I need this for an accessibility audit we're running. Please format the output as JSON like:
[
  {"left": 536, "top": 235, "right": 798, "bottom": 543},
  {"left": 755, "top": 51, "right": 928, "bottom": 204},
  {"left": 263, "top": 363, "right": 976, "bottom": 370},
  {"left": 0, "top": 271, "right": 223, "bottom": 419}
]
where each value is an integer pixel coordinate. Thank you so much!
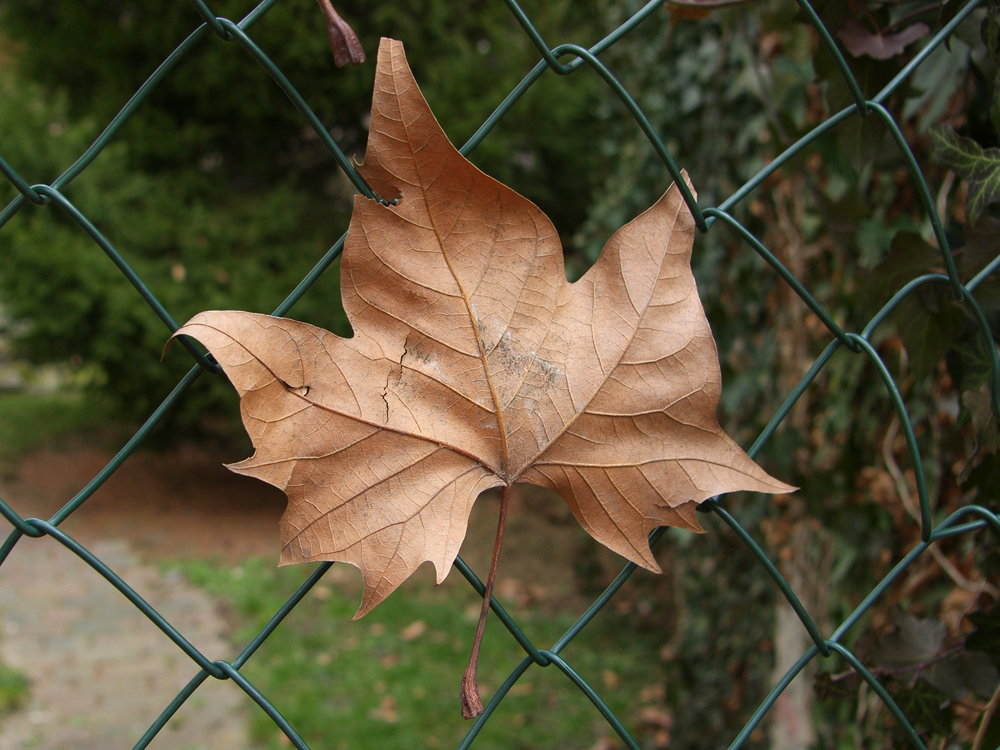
[
  {"left": 171, "top": 38, "right": 793, "bottom": 709},
  {"left": 399, "top": 620, "right": 427, "bottom": 642},
  {"left": 174, "top": 36, "right": 791, "bottom": 612},
  {"left": 315, "top": 0, "right": 365, "bottom": 67},
  {"left": 837, "top": 18, "right": 929, "bottom": 60}
]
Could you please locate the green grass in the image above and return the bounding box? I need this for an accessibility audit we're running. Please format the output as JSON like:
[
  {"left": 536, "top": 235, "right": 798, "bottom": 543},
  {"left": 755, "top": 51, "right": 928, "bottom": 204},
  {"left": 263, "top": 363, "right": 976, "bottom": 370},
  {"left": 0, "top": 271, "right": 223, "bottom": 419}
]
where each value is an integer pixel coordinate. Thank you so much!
[
  {"left": 0, "top": 660, "right": 28, "bottom": 716},
  {"left": 176, "top": 557, "right": 665, "bottom": 750},
  {"left": 0, "top": 389, "right": 107, "bottom": 469}
]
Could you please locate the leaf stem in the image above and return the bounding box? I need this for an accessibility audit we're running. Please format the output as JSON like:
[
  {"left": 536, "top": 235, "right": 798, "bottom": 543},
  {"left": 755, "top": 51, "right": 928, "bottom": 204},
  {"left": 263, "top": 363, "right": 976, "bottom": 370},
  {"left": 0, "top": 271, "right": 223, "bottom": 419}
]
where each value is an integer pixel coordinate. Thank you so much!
[
  {"left": 461, "top": 483, "right": 511, "bottom": 719},
  {"left": 973, "top": 679, "right": 1000, "bottom": 750}
]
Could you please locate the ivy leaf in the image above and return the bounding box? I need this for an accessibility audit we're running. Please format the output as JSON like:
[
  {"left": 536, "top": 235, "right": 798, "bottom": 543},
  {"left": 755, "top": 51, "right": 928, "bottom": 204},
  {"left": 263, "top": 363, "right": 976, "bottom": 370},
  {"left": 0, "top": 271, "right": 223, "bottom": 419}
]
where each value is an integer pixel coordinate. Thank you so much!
[
  {"left": 964, "top": 381, "right": 1000, "bottom": 456},
  {"left": 931, "top": 124, "right": 1000, "bottom": 226},
  {"left": 967, "top": 607, "right": 1000, "bottom": 661},
  {"left": 874, "top": 612, "right": 947, "bottom": 676},
  {"left": 869, "top": 232, "right": 965, "bottom": 380},
  {"left": 867, "top": 231, "right": 941, "bottom": 300},
  {"left": 891, "top": 681, "right": 952, "bottom": 747}
]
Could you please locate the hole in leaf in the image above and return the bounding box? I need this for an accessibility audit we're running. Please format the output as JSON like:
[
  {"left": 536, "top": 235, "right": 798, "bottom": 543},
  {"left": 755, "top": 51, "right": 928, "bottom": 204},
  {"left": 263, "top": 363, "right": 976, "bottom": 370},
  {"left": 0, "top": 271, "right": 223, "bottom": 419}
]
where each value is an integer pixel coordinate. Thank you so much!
[{"left": 281, "top": 380, "right": 311, "bottom": 398}]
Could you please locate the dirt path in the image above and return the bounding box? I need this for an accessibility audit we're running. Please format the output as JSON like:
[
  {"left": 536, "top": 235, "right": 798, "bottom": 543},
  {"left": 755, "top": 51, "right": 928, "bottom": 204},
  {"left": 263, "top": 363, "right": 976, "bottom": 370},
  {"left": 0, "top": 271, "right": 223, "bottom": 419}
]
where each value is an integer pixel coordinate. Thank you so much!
[
  {"left": 0, "top": 536, "right": 248, "bottom": 749},
  {"left": 9, "top": 443, "right": 287, "bottom": 563}
]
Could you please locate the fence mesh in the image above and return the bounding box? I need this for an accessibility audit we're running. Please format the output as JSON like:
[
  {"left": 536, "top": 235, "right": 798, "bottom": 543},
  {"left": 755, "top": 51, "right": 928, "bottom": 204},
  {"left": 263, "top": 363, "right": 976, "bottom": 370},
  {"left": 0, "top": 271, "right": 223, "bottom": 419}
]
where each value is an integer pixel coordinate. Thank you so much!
[{"left": 1, "top": 1, "right": 999, "bottom": 748}]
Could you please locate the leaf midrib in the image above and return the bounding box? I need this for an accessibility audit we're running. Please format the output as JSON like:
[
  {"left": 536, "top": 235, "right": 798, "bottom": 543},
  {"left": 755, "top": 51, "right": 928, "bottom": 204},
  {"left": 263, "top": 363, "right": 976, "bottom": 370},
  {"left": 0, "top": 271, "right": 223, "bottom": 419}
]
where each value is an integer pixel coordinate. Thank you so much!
[{"left": 392, "top": 75, "right": 513, "bottom": 481}]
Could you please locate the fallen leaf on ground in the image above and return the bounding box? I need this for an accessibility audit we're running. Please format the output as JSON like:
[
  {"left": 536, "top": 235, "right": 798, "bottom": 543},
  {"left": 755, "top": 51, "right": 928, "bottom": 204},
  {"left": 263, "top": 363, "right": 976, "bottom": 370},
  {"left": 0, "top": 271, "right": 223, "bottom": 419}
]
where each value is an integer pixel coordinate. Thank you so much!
[
  {"left": 171, "top": 37, "right": 793, "bottom": 715},
  {"left": 369, "top": 695, "right": 398, "bottom": 724},
  {"left": 399, "top": 620, "right": 427, "bottom": 642}
]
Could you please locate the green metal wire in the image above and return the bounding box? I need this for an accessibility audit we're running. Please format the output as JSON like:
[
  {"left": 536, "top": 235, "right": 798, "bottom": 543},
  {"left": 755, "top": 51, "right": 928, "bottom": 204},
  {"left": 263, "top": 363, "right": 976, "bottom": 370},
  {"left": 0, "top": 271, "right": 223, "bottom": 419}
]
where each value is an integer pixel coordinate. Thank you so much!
[
  {"left": 133, "top": 669, "right": 213, "bottom": 750},
  {"left": 186, "top": 0, "right": 234, "bottom": 40},
  {"left": 933, "top": 504, "right": 1000, "bottom": 538},
  {"left": 0, "top": 153, "right": 42, "bottom": 204},
  {"left": 704, "top": 500, "right": 831, "bottom": 657},
  {"left": 218, "top": 661, "right": 312, "bottom": 750},
  {"left": 0, "top": 1, "right": 998, "bottom": 748},
  {"left": 460, "top": 0, "right": 665, "bottom": 155},
  {"left": 866, "top": 102, "right": 961, "bottom": 295},
  {"left": 729, "top": 647, "right": 819, "bottom": 749},
  {"left": 454, "top": 555, "right": 550, "bottom": 666},
  {"left": 540, "top": 651, "right": 642, "bottom": 750},
  {"left": 27, "top": 185, "right": 221, "bottom": 374},
  {"left": 27, "top": 520, "right": 226, "bottom": 678},
  {"left": 827, "top": 643, "right": 929, "bottom": 750},
  {"left": 746, "top": 340, "right": 843, "bottom": 458},
  {"left": 0, "top": 365, "right": 206, "bottom": 569},
  {"left": 796, "top": 0, "right": 869, "bottom": 115},
  {"left": 860, "top": 273, "right": 1000, "bottom": 422},
  {"left": 547, "top": 42, "right": 704, "bottom": 228},
  {"left": 134, "top": 561, "right": 335, "bottom": 749},
  {"left": 215, "top": 18, "right": 376, "bottom": 199},
  {"left": 457, "top": 656, "right": 533, "bottom": 750},
  {"left": 0, "top": 1, "right": 284, "bottom": 229},
  {"left": 830, "top": 542, "right": 928, "bottom": 644},
  {"left": 714, "top": 105, "right": 854, "bottom": 216},
  {"left": 873, "top": 0, "right": 986, "bottom": 106},
  {"left": 847, "top": 334, "right": 934, "bottom": 539},
  {"left": 494, "top": 0, "right": 705, "bottom": 227},
  {"left": 971, "top": 250, "right": 1000, "bottom": 290}
]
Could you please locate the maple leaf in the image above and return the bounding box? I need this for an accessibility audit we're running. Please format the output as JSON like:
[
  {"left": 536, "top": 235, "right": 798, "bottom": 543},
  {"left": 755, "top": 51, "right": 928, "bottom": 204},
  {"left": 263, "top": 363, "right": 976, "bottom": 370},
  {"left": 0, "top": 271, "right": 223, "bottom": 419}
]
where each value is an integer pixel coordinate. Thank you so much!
[{"left": 172, "top": 37, "right": 793, "bottom": 715}]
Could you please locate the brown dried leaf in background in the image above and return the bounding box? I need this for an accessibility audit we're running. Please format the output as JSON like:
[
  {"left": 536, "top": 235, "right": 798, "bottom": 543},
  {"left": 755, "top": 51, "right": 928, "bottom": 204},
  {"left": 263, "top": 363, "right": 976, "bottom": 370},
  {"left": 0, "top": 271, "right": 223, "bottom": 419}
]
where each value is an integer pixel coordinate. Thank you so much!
[
  {"left": 315, "top": 0, "right": 365, "bottom": 67},
  {"left": 172, "top": 38, "right": 793, "bottom": 620},
  {"left": 837, "top": 18, "right": 929, "bottom": 60},
  {"left": 665, "top": 0, "right": 760, "bottom": 24}
]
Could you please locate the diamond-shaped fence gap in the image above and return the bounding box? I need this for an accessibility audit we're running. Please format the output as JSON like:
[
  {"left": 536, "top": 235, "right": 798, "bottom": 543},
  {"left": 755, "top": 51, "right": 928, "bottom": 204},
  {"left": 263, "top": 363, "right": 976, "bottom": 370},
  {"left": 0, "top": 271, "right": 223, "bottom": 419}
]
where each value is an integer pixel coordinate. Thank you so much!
[
  {"left": 23, "top": 187, "right": 198, "bottom": 348},
  {"left": 701, "top": 500, "right": 831, "bottom": 655},
  {"left": 0, "top": 20, "right": 207, "bottom": 227},
  {"left": 703, "top": 209, "right": 856, "bottom": 348},
  {"left": 120, "top": 13, "right": 372, "bottom": 328},
  {"left": 528, "top": 37, "right": 702, "bottom": 225}
]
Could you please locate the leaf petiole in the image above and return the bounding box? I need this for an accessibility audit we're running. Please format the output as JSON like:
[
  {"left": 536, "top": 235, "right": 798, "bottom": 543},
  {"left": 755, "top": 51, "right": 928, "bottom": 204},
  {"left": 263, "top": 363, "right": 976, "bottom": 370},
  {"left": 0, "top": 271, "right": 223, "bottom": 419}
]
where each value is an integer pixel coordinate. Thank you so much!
[{"left": 460, "top": 482, "right": 511, "bottom": 719}]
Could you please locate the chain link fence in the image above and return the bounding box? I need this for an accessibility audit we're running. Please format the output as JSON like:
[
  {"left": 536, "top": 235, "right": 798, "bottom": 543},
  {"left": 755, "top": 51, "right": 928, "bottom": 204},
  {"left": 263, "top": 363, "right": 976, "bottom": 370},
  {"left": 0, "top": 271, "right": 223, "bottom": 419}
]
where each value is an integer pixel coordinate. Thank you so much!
[{"left": 1, "top": 1, "right": 999, "bottom": 748}]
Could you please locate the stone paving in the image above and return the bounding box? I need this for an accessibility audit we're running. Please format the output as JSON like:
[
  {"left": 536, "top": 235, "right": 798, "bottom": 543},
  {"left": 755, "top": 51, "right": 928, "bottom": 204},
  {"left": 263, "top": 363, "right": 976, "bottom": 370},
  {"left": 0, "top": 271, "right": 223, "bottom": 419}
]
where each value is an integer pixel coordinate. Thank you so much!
[{"left": 0, "top": 535, "right": 249, "bottom": 749}]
